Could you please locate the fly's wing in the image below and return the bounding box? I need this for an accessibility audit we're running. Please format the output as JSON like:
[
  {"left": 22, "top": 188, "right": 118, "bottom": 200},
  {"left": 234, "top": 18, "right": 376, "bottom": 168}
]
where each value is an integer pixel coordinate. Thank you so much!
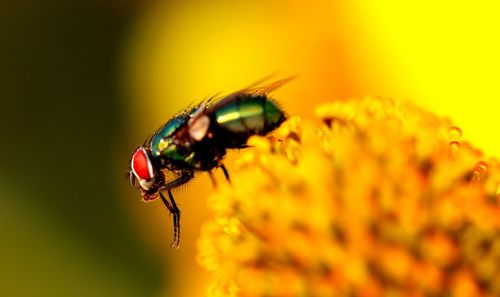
[
  {"left": 205, "top": 75, "right": 297, "bottom": 112},
  {"left": 240, "top": 75, "right": 298, "bottom": 96}
]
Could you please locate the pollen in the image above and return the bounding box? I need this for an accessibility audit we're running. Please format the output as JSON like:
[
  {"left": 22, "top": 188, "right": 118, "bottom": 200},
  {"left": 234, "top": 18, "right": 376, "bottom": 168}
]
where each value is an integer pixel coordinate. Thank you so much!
[{"left": 197, "top": 97, "right": 500, "bottom": 296}]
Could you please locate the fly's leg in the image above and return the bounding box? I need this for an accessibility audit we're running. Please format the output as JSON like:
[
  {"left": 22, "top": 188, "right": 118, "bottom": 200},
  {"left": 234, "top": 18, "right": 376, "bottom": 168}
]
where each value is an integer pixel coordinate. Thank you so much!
[
  {"left": 158, "top": 170, "right": 193, "bottom": 248},
  {"left": 208, "top": 171, "right": 218, "bottom": 187},
  {"left": 159, "top": 190, "right": 181, "bottom": 248},
  {"left": 159, "top": 171, "right": 194, "bottom": 191},
  {"left": 220, "top": 163, "right": 231, "bottom": 183},
  {"left": 207, "top": 165, "right": 229, "bottom": 188},
  {"left": 167, "top": 190, "right": 181, "bottom": 248}
]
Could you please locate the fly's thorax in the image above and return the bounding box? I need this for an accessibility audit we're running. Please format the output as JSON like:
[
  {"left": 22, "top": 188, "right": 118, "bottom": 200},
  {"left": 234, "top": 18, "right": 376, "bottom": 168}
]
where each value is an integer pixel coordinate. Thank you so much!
[
  {"left": 162, "top": 143, "right": 197, "bottom": 168},
  {"left": 150, "top": 116, "right": 186, "bottom": 157},
  {"left": 157, "top": 139, "right": 224, "bottom": 171},
  {"left": 151, "top": 129, "right": 203, "bottom": 170},
  {"left": 149, "top": 103, "right": 222, "bottom": 171}
]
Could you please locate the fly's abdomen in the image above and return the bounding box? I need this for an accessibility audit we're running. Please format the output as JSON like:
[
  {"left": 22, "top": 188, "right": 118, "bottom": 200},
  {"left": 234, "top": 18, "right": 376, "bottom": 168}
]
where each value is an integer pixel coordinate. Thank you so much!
[{"left": 211, "top": 94, "right": 285, "bottom": 147}]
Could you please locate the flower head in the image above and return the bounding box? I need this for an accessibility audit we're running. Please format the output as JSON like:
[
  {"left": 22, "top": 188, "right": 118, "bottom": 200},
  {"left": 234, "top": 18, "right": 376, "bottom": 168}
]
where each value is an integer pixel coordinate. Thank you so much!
[{"left": 197, "top": 97, "right": 500, "bottom": 296}]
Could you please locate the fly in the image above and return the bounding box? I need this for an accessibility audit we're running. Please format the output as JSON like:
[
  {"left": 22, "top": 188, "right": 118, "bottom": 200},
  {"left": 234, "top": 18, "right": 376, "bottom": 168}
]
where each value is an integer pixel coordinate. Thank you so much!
[{"left": 128, "top": 77, "right": 294, "bottom": 248}]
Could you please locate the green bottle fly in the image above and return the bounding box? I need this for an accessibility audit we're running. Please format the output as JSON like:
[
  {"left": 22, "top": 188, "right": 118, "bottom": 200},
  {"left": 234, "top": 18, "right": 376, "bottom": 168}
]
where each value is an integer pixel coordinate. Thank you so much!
[{"left": 129, "top": 77, "right": 294, "bottom": 247}]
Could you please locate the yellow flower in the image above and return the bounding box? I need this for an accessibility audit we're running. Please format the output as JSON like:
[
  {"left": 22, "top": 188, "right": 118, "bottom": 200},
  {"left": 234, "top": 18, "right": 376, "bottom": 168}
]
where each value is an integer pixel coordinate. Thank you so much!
[{"left": 197, "top": 97, "right": 500, "bottom": 296}]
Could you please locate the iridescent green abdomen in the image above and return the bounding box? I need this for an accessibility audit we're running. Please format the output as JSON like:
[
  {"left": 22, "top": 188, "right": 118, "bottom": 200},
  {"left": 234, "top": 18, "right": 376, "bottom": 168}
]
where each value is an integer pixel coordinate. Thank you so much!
[{"left": 210, "top": 94, "right": 285, "bottom": 148}]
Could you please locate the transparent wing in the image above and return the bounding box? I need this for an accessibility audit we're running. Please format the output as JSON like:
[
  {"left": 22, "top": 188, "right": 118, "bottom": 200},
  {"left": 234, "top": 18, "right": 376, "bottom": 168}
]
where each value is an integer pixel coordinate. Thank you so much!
[
  {"left": 205, "top": 75, "right": 297, "bottom": 111},
  {"left": 240, "top": 75, "right": 298, "bottom": 96}
]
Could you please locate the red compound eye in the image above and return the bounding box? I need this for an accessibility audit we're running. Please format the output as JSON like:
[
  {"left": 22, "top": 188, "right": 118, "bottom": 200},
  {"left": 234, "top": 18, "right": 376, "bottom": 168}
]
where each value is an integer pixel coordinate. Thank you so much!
[{"left": 131, "top": 148, "right": 154, "bottom": 181}]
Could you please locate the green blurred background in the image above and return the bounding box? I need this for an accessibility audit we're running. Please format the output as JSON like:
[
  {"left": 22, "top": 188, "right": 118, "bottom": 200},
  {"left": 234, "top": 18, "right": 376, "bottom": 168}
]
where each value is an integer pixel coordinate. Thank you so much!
[
  {"left": 2, "top": 0, "right": 500, "bottom": 296},
  {"left": 0, "top": 1, "right": 163, "bottom": 296}
]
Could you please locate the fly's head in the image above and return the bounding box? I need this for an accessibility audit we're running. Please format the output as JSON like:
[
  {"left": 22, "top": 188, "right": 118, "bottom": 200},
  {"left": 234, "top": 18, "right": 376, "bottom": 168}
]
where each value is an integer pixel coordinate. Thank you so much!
[{"left": 129, "top": 147, "right": 165, "bottom": 200}]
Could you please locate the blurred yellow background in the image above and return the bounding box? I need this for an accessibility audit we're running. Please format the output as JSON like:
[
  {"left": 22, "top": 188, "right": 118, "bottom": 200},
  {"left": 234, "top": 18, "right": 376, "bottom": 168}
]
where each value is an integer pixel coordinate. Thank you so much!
[
  {"left": 1, "top": 0, "right": 499, "bottom": 296},
  {"left": 122, "top": 1, "right": 500, "bottom": 296}
]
